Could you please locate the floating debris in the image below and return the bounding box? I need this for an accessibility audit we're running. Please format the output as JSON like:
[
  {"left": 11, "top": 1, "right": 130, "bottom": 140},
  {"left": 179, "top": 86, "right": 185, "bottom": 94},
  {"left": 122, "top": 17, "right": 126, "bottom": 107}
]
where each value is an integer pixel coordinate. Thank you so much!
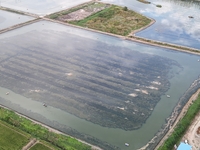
[
  {"left": 43, "top": 103, "right": 47, "bottom": 107},
  {"left": 135, "top": 89, "right": 140, "bottom": 92},
  {"left": 128, "top": 93, "right": 138, "bottom": 97},
  {"left": 6, "top": 92, "right": 9, "bottom": 95},
  {"left": 151, "top": 81, "right": 161, "bottom": 85},
  {"left": 125, "top": 143, "right": 129, "bottom": 146},
  {"left": 65, "top": 73, "right": 73, "bottom": 76},
  {"left": 156, "top": 4, "right": 162, "bottom": 8},
  {"left": 117, "top": 107, "right": 125, "bottom": 110},
  {"left": 146, "top": 86, "right": 158, "bottom": 90},
  {"left": 141, "top": 90, "right": 148, "bottom": 94}
]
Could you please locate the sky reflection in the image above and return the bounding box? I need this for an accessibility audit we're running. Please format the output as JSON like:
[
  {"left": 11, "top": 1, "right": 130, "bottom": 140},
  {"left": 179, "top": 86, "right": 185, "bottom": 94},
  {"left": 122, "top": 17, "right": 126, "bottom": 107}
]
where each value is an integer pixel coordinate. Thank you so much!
[
  {"left": 0, "top": 10, "right": 34, "bottom": 30},
  {"left": 0, "top": 0, "right": 90, "bottom": 15},
  {"left": 101, "top": 0, "right": 200, "bottom": 49}
]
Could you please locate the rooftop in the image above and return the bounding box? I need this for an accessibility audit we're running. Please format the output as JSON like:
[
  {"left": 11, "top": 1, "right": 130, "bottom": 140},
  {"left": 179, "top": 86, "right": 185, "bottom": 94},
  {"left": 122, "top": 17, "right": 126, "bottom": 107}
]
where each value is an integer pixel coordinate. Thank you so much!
[{"left": 177, "top": 142, "right": 192, "bottom": 150}]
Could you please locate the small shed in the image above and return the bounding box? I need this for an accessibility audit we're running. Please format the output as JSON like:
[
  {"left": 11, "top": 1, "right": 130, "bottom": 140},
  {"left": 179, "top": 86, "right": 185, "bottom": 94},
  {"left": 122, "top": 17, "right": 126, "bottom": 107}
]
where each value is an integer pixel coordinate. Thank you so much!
[{"left": 177, "top": 142, "right": 192, "bottom": 150}]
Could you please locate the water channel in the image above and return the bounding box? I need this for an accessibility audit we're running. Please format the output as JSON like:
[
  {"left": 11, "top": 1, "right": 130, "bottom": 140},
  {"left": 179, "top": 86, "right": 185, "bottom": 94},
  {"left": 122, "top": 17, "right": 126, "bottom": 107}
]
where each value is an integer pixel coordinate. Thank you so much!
[{"left": 0, "top": 20, "right": 200, "bottom": 149}]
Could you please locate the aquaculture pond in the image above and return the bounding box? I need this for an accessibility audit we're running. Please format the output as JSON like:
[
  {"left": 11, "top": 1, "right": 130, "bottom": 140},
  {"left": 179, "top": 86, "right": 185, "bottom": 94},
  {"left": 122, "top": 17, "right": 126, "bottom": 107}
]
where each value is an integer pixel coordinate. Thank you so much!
[
  {"left": 101, "top": 0, "right": 200, "bottom": 49},
  {"left": 0, "top": 0, "right": 91, "bottom": 16},
  {"left": 0, "top": 21, "right": 200, "bottom": 150},
  {"left": 0, "top": 9, "right": 34, "bottom": 30}
]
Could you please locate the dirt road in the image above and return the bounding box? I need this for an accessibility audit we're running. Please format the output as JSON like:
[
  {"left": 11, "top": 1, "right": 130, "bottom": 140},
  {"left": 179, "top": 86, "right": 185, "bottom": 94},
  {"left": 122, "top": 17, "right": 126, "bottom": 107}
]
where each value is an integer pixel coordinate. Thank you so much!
[{"left": 182, "top": 104, "right": 200, "bottom": 150}]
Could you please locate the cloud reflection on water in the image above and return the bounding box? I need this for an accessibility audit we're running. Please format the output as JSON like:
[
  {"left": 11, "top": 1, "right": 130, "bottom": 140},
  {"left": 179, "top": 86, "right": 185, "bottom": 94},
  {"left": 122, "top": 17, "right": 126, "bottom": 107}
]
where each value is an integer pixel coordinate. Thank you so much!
[
  {"left": 0, "top": 0, "right": 91, "bottom": 15},
  {"left": 102, "top": 0, "right": 200, "bottom": 48}
]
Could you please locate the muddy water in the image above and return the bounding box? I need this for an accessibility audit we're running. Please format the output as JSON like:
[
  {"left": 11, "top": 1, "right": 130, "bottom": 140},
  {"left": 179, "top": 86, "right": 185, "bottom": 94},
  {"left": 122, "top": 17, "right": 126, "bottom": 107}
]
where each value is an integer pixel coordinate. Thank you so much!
[{"left": 0, "top": 21, "right": 200, "bottom": 149}]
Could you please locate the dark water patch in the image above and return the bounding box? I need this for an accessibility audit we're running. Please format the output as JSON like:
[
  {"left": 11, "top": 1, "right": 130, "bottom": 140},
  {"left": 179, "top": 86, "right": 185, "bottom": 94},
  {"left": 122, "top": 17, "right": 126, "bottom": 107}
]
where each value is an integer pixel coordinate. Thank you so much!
[{"left": 0, "top": 29, "right": 180, "bottom": 131}]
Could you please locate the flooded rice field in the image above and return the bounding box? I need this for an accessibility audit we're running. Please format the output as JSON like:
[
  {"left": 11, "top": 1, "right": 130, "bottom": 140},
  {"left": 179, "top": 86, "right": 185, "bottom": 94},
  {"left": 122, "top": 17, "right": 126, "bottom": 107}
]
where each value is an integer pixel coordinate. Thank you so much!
[
  {"left": 0, "top": 20, "right": 200, "bottom": 149},
  {"left": 0, "top": 0, "right": 91, "bottom": 16},
  {"left": 0, "top": 9, "right": 34, "bottom": 30},
  {"left": 101, "top": 0, "right": 200, "bottom": 49}
]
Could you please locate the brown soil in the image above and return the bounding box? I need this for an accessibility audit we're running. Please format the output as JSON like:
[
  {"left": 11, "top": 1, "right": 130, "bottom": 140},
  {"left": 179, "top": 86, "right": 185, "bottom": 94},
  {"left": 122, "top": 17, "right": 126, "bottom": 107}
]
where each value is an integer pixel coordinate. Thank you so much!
[
  {"left": 196, "top": 127, "right": 200, "bottom": 135},
  {"left": 58, "top": 3, "right": 109, "bottom": 22},
  {"left": 59, "top": 9, "right": 96, "bottom": 21}
]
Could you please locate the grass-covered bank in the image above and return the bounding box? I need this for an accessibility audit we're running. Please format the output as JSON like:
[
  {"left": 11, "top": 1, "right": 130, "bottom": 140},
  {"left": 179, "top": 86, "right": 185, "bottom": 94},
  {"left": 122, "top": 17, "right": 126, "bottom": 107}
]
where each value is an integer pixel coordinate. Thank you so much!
[
  {"left": 0, "top": 107, "right": 91, "bottom": 150},
  {"left": 128, "top": 36, "right": 200, "bottom": 55},
  {"left": 158, "top": 94, "right": 200, "bottom": 150},
  {"left": 48, "top": 2, "right": 152, "bottom": 36},
  {"left": 70, "top": 5, "right": 151, "bottom": 36}
]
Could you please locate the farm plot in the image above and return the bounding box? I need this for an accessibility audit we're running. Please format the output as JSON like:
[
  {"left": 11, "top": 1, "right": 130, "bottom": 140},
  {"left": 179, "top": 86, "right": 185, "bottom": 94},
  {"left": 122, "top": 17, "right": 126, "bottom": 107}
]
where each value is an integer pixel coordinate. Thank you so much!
[
  {"left": 0, "top": 121, "right": 29, "bottom": 150},
  {"left": 30, "top": 143, "right": 53, "bottom": 150}
]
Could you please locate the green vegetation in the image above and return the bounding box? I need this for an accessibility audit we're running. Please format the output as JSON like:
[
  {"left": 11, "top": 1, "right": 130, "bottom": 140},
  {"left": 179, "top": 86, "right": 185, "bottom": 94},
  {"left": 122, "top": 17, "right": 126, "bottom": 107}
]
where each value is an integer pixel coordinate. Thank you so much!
[
  {"left": 70, "top": 5, "right": 151, "bottom": 36},
  {"left": 129, "top": 36, "right": 200, "bottom": 54},
  {"left": 0, "top": 107, "right": 91, "bottom": 150},
  {"left": 158, "top": 94, "right": 200, "bottom": 150},
  {"left": 156, "top": 4, "right": 162, "bottom": 8},
  {"left": 0, "top": 7, "right": 25, "bottom": 15},
  {"left": 137, "top": 0, "right": 151, "bottom": 4},
  {"left": 30, "top": 143, "right": 52, "bottom": 150},
  {"left": 0, "top": 121, "right": 29, "bottom": 150}
]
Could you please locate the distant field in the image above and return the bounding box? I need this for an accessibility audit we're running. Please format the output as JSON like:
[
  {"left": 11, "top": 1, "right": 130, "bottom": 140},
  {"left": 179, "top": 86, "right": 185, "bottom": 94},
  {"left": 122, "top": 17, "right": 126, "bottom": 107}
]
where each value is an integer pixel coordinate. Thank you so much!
[
  {"left": 30, "top": 143, "right": 52, "bottom": 150},
  {"left": 0, "top": 121, "right": 29, "bottom": 150}
]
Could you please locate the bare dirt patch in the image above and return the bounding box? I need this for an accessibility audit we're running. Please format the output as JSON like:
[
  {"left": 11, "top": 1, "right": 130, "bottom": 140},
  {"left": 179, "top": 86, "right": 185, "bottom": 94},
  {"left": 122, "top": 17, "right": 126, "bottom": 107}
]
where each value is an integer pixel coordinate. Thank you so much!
[
  {"left": 182, "top": 110, "right": 200, "bottom": 150},
  {"left": 58, "top": 5, "right": 109, "bottom": 22}
]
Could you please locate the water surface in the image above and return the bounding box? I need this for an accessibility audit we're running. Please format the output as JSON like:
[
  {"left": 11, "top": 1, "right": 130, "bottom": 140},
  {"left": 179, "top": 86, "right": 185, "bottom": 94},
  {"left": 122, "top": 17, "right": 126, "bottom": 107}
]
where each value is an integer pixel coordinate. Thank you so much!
[
  {"left": 0, "top": 0, "right": 91, "bottom": 16},
  {"left": 101, "top": 0, "right": 200, "bottom": 49},
  {"left": 0, "top": 21, "right": 200, "bottom": 149},
  {"left": 0, "top": 9, "right": 34, "bottom": 30}
]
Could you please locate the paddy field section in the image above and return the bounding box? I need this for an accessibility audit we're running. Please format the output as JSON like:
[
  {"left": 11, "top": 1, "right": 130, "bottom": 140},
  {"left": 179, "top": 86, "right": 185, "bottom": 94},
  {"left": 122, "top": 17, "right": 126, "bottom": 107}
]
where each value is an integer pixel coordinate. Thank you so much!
[{"left": 0, "top": 121, "right": 30, "bottom": 150}]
